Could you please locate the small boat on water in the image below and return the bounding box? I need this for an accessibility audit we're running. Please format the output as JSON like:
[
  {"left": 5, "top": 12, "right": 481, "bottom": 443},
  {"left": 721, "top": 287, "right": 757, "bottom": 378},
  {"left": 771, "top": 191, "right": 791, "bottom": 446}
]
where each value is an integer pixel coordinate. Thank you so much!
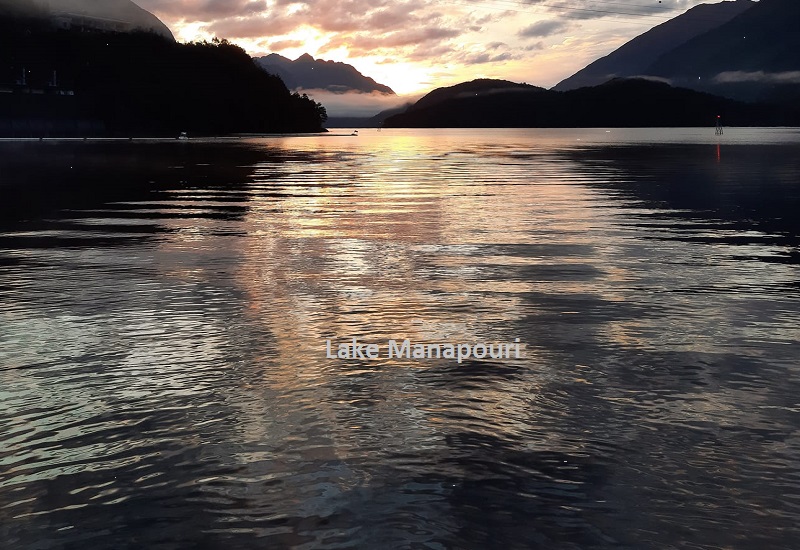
[
  {"left": 177, "top": 131, "right": 189, "bottom": 140},
  {"left": 351, "top": 130, "right": 359, "bottom": 136}
]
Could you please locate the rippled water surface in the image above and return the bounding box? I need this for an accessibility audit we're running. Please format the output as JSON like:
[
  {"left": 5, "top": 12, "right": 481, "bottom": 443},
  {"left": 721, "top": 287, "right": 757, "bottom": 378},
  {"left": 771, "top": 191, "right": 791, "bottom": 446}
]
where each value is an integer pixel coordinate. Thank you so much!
[{"left": 2, "top": 128, "right": 800, "bottom": 549}]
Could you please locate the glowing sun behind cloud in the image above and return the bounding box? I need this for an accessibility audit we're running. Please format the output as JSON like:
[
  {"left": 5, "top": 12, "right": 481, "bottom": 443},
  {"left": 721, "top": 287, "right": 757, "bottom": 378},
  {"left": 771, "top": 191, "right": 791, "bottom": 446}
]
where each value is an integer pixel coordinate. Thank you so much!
[{"left": 138, "top": 0, "right": 715, "bottom": 96}]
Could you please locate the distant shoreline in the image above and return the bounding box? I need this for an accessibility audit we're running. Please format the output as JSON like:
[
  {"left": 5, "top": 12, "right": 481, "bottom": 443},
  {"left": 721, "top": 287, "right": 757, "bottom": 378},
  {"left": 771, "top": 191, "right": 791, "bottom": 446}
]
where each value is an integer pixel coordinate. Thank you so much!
[
  {"left": 2, "top": 127, "right": 800, "bottom": 146},
  {"left": 0, "top": 132, "right": 363, "bottom": 142}
]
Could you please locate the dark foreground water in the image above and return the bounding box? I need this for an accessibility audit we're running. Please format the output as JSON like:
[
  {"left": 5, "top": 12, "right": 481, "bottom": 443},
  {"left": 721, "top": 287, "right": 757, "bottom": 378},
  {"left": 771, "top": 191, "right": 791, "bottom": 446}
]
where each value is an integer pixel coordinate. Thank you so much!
[{"left": 1, "top": 128, "right": 799, "bottom": 549}]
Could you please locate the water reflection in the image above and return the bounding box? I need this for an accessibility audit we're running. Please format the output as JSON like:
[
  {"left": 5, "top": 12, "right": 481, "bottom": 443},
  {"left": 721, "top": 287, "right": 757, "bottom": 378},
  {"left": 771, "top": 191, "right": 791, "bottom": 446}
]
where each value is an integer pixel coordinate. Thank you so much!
[{"left": 1, "top": 130, "right": 799, "bottom": 549}]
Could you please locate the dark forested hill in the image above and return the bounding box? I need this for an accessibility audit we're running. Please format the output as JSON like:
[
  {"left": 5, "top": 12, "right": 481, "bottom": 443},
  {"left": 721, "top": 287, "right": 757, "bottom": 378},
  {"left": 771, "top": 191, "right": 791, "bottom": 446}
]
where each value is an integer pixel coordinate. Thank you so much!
[
  {"left": 0, "top": 14, "right": 326, "bottom": 136},
  {"left": 384, "top": 78, "right": 796, "bottom": 128},
  {"left": 409, "top": 79, "right": 545, "bottom": 112}
]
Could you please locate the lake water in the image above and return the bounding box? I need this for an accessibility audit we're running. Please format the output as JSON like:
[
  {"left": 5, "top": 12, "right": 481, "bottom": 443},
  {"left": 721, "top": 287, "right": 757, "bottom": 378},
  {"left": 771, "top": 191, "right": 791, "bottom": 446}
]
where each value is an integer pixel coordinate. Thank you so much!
[{"left": 1, "top": 128, "right": 799, "bottom": 549}]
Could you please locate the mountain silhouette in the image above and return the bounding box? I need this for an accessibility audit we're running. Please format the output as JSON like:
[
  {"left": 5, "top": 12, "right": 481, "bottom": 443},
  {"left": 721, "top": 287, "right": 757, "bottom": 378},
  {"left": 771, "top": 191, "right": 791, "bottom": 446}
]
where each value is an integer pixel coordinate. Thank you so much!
[
  {"left": 383, "top": 78, "right": 796, "bottom": 128},
  {"left": 644, "top": 0, "right": 800, "bottom": 102},
  {"left": 254, "top": 53, "right": 395, "bottom": 94},
  {"left": 409, "top": 79, "right": 544, "bottom": 111},
  {"left": 554, "top": 0, "right": 754, "bottom": 91},
  {"left": 0, "top": 8, "right": 327, "bottom": 136}
]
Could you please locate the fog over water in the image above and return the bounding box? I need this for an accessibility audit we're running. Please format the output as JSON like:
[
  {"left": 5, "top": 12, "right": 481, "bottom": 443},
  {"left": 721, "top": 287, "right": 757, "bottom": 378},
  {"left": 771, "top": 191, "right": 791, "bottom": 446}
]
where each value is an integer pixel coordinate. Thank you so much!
[{"left": 1, "top": 128, "right": 799, "bottom": 549}]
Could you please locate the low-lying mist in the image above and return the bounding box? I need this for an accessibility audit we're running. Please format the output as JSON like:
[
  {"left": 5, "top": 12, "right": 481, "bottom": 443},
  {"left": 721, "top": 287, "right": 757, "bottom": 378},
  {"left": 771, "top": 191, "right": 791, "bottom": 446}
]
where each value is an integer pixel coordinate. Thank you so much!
[{"left": 298, "top": 89, "right": 420, "bottom": 118}]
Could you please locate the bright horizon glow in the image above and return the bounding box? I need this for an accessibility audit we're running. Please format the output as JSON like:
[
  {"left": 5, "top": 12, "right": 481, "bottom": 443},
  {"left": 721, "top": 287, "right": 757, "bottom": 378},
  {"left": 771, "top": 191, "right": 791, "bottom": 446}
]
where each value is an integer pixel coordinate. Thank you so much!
[{"left": 141, "top": 0, "right": 722, "bottom": 97}]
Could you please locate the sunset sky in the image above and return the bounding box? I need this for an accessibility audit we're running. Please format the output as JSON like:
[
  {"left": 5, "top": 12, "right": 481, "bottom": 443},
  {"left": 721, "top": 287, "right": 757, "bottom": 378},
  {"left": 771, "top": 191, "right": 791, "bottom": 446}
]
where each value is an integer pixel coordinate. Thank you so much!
[{"left": 136, "top": 0, "right": 722, "bottom": 95}]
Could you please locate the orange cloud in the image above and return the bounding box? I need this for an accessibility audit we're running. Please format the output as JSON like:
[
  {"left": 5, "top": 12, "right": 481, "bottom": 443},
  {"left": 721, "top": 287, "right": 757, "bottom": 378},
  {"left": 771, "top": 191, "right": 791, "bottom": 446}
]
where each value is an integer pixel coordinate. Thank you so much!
[{"left": 136, "top": 0, "right": 714, "bottom": 94}]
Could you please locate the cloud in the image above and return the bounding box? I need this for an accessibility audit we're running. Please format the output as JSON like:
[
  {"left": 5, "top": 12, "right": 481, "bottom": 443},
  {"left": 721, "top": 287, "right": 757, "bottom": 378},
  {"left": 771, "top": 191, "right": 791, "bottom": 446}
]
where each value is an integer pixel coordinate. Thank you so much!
[
  {"left": 321, "top": 26, "right": 461, "bottom": 56},
  {"left": 627, "top": 75, "right": 672, "bottom": 85},
  {"left": 714, "top": 71, "right": 800, "bottom": 84},
  {"left": 517, "top": 0, "right": 709, "bottom": 21},
  {"left": 205, "top": 14, "right": 297, "bottom": 38},
  {"left": 267, "top": 39, "right": 306, "bottom": 51},
  {"left": 524, "top": 41, "right": 545, "bottom": 51},
  {"left": 136, "top": 0, "right": 579, "bottom": 76},
  {"left": 452, "top": 42, "right": 524, "bottom": 65},
  {"left": 472, "top": 11, "right": 515, "bottom": 26},
  {"left": 366, "top": 2, "right": 430, "bottom": 30},
  {"left": 141, "top": 0, "right": 435, "bottom": 35},
  {"left": 403, "top": 43, "right": 459, "bottom": 62},
  {"left": 518, "top": 20, "right": 569, "bottom": 38},
  {"left": 134, "top": 0, "right": 710, "bottom": 93},
  {"left": 457, "top": 51, "right": 517, "bottom": 64},
  {"left": 137, "top": 0, "right": 265, "bottom": 20}
]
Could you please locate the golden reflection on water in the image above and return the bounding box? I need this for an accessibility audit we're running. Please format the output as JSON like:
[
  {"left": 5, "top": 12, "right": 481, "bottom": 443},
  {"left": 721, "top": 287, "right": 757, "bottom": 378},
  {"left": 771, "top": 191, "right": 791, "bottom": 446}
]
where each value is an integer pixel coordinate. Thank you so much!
[
  {"left": 2, "top": 129, "right": 800, "bottom": 548},
  {"left": 223, "top": 138, "right": 601, "bottom": 369}
]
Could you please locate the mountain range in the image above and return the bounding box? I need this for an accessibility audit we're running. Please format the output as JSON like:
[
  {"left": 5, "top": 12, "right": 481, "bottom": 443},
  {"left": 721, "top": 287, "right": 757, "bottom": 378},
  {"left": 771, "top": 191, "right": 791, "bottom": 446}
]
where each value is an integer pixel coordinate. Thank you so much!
[
  {"left": 646, "top": 0, "right": 800, "bottom": 101},
  {"left": 554, "top": 0, "right": 754, "bottom": 91},
  {"left": 555, "top": 0, "right": 800, "bottom": 103},
  {"left": 254, "top": 53, "right": 395, "bottom": 94},
  {"left": 380, "top": 0, "right": 799, "bottom": 128},
  {"left": 2, "top": 0, "right": 796, "bottom": 132},
  {"left": 383, "top": 78, "right": 796, "bottom": 128}
]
